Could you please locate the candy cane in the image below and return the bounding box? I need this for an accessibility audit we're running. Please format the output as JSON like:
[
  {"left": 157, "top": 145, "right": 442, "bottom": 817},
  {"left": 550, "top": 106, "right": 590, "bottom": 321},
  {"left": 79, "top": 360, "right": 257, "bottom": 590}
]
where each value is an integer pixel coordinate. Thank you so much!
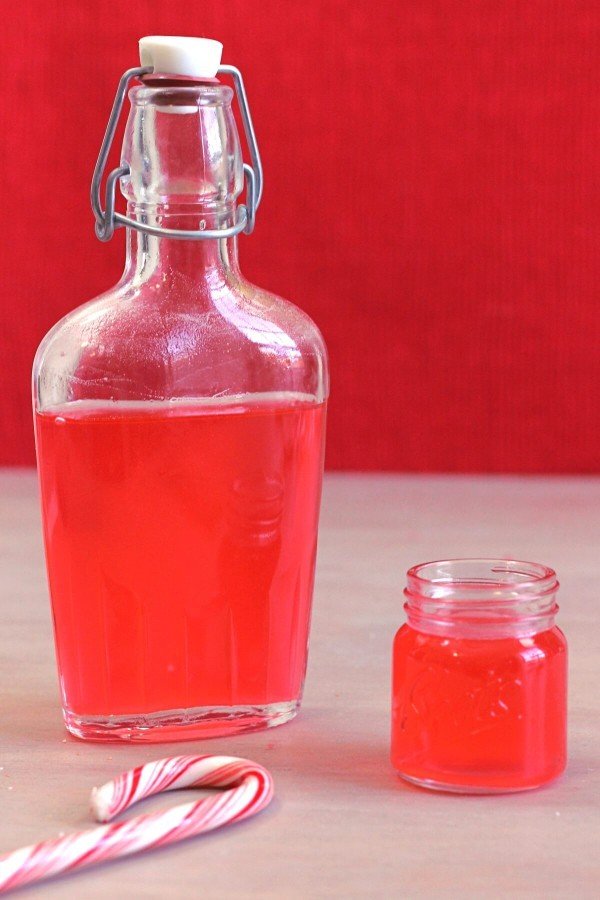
[{"left": 0, "top": 755, "right": 274, "bottom": 894}]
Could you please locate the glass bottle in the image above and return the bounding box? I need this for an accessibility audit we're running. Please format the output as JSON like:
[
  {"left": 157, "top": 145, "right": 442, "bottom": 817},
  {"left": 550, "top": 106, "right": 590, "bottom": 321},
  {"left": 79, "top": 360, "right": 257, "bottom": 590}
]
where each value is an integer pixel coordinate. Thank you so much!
[
  {"left": 33, "top": 40, "right": 328, "bottom": 742},
  {"left": 392, "top": 559, "right": 567, "bottom": 792}
]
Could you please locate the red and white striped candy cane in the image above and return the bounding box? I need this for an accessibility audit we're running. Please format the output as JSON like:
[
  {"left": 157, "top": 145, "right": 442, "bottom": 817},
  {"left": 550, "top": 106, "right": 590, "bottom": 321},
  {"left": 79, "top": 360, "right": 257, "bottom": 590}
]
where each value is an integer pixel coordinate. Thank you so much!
[{"left": 0, "top": 755, "right": 274, "bottom": 894}]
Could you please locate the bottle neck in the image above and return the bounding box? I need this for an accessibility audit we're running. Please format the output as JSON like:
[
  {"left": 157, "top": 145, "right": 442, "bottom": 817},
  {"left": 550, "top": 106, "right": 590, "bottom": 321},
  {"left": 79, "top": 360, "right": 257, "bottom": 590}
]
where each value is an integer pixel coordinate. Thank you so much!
[
  {"left": 123, "top": 204, "right": 240, "bottom": 283},
  {"left": 120, "top": 82, "right": 244, "bottom": 285}
]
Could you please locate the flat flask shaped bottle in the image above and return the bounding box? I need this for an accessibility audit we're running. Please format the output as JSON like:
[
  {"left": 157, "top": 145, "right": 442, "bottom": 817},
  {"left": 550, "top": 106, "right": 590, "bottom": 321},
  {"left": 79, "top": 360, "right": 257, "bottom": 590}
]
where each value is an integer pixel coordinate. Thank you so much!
[{"left": 33, "top": 37, "right": 329, "bottom": 742}]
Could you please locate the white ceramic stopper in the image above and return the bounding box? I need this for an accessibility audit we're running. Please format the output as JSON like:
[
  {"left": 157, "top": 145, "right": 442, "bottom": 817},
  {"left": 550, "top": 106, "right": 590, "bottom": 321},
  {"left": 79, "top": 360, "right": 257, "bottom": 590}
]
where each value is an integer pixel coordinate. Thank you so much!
[{"left": 139, "top": 36, "right": 223, "bottom": 78}]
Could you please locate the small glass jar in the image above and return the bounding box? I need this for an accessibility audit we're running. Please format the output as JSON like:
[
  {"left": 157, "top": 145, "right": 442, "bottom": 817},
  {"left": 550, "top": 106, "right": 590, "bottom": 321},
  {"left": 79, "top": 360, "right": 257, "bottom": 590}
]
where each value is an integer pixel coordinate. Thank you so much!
[{"left": 391, "top": 559, "right": 567, "bottom": 793}]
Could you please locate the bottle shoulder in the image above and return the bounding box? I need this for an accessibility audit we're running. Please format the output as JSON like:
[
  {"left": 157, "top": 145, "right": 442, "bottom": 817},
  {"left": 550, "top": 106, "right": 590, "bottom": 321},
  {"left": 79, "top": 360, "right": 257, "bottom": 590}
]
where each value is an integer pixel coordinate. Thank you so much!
[
  {"left": 226, "top": 275, "right": 328, "bottom": 358},
  {"left": 34, "top": 274, "right": 329, "bottom": 408},
  {"left": 34, "top": 281, "right": 132, "bottom": 370},
  {"left": 37, "top": 275, "right": 326, "bottom": 356}
]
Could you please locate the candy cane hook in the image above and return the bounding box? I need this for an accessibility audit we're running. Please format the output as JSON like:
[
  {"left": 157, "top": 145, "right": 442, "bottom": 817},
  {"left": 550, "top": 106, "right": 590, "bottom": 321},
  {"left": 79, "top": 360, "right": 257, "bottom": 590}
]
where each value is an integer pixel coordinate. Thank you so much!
[{"left": 0, "top": 755, "right": 274, "bottom": 894}]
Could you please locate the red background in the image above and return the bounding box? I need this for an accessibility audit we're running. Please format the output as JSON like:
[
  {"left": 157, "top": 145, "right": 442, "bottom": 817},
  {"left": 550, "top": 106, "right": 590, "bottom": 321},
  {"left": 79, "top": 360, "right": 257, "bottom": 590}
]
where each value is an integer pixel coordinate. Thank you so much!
[{"left": 2, "top": 1, "right": 599, "bottom": 471}]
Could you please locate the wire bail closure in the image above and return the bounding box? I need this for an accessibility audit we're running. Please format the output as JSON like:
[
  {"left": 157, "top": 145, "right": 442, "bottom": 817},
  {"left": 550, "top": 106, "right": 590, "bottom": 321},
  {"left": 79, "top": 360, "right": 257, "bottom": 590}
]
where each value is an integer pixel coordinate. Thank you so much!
[{"left": 91, "top": 65, "right": 263, "bottom": 242}]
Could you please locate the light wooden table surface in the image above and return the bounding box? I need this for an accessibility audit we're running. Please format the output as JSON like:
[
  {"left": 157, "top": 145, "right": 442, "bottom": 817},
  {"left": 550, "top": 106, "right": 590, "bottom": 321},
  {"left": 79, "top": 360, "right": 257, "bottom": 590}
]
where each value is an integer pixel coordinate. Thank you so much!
[{"left": 1, "top": 471, "right": 599, "bottom": 898}]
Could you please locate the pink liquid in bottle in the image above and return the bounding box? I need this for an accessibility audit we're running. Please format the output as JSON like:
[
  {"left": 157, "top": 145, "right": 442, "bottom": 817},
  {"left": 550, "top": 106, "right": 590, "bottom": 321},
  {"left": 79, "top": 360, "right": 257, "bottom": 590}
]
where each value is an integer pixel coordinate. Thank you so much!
[{"left": 35, "top": 395, "right": 325, "bottom": 740}]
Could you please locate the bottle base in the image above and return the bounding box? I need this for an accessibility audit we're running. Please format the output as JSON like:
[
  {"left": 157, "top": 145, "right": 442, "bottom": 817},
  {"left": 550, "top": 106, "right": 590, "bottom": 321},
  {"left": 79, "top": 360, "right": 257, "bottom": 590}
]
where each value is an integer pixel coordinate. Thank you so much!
[
  {"left": 64, "top": 700, "right": 299, "bottom": 743},
  {"left": 396, "top": 771, "right": 560, "bottom": 794}
]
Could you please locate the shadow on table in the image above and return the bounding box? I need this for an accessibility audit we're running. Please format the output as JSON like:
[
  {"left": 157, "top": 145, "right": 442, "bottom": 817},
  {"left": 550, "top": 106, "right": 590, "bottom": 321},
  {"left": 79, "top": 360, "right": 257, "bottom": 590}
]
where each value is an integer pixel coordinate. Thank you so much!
[
  {"left": 3, "top": 698, "right": 591, "bottom": 800},
  {"left": 2, "top": 690, "right": 66, "bottom": 744},
  {"left": 224, "top": 707, "right": 416, "bottom": 795},
  {"left": 227, "top": 707, "right": 595, "bottom": 801}
]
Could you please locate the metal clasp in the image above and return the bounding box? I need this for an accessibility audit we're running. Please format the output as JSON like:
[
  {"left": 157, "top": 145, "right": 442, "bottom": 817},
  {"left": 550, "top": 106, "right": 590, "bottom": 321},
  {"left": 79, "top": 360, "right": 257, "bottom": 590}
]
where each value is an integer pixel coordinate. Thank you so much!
[{"left": 91, "top": 65, "right": 263, "bottom": 242}]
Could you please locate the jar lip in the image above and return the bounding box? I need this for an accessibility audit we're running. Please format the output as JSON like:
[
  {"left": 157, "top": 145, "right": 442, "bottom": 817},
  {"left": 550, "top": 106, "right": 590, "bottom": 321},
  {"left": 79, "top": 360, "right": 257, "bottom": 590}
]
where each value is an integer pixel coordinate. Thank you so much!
[
  {"left": 406, "top": 558, "right": 558, "bottom": 599},
  {"left": 404, "top": 558, "right": 559, "bottom": 636}
]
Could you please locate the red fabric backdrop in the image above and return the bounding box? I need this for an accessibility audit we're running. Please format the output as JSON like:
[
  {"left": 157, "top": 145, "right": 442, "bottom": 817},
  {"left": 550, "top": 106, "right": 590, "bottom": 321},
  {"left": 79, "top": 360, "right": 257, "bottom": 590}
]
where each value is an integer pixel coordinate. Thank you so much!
[{"left": 2, "top": 1, "right": 599, "bottom": 471}]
